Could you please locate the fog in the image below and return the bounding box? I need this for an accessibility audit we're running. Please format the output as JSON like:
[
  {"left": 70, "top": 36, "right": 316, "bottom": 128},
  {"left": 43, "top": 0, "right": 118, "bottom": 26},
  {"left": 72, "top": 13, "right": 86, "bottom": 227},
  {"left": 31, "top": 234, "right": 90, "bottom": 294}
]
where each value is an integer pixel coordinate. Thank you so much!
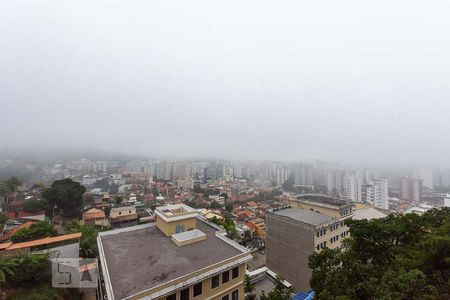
[{"left": 1, "top": 1, "right": 450, "bottom": 165}]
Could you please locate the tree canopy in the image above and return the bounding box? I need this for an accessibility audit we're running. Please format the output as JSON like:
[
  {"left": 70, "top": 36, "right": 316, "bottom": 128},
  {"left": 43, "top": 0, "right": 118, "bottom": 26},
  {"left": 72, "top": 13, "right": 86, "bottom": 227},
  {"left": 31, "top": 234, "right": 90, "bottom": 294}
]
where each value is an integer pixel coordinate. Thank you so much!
[
  {"left": 0, "top": 176, "right": 22, "bottom": 193},
  {"left": 259, "top": 275, "right": 294, "bottom": 300},
  {"left": 10, "top": 221, "right": 57, "bottom": 243},
  {"left": 23, "top": 199, "right": 49, "bottom": 212},
  {"left": 309, "top": 208, "right": 450, "bottom": 300},
  {"left": 42, "top": 178, "right": 86, "bottom": 218},
  {"left": 224, "top": 216, "right": 237, "bottom": 239},
  {"left": 0, "top": 251, "right": 50, "bottom": 287},
  {"left": 67, "top": 222, "right": 104, "bottom": 258}
]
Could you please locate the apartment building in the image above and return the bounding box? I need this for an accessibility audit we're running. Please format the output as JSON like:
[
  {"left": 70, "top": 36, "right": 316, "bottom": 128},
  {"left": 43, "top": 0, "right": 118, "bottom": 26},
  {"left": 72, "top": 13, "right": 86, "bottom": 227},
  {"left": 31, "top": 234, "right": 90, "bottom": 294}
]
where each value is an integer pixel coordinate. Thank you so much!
[
  {"left": 98, "top": 204, "right": 252, "bottom": 300},
  {"left": 365, "top": 179, "right": 389, "bottom": 209},
  {"left": 266, "top": 206, "right": 349, "bottom": 292},
  {"left": 345, "top": 174, "right": 362, "bottom": 202},
  {"left": 399, "top": 177, "right": 423, "bottom": 203},
  {"left": 285, "top": 194, "right": 354, "bottom": 220}
]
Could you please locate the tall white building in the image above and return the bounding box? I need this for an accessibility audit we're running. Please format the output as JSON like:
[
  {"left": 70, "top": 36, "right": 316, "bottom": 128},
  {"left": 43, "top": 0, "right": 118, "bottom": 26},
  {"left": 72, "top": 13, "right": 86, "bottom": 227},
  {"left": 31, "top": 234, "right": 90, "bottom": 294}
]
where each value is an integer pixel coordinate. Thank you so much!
[
  {"left": 294, "top": 163, "right": 314, "bottom": 186},
  {"left": 345, "top": 174, "right": 362, "bottom": 202},
  {"left": 275, "top": 165, "right": 288, "bottom": 185},
  {"left": 366, "top": 179, "right": 389, "bottom": 210},
  {"left": 326, "top": 167, "right": 345, "bottom": 193}
]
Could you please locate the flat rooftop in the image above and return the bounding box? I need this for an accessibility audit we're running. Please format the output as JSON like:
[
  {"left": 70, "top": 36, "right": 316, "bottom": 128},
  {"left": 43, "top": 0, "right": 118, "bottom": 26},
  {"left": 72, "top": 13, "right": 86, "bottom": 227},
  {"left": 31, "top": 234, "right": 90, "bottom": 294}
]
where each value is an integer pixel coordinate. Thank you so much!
[
  {"left": 99, "top": 220, "right": 245, "bottom": 299},
  {"left": 296, "top": 194, "right": 351, "bottom": 207},
  {"left": 270, "top": 208, "right": 332, "bottom": 226}
]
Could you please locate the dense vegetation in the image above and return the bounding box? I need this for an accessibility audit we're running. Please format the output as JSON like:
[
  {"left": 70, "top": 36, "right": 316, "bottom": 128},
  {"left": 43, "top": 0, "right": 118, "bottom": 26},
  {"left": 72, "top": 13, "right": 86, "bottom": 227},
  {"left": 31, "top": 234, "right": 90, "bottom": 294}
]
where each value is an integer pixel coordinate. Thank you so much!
[
  {"left": 67, "top": 222, "right": 102, "bottom": 258},
  {"left": 309, "top": 208, "right": 450, "bottom": 300},
  {"left": 0, "top": 252, "right": 50, "bottom": 287},
  {"left": 0, "top": 252, "right": 81, "bottom": 300},
  {"left": 42, "top": 178, "right": 86, "bottom": 218},
  {"left": 11, "top": 221, "right": 57, "bottom": 243}
]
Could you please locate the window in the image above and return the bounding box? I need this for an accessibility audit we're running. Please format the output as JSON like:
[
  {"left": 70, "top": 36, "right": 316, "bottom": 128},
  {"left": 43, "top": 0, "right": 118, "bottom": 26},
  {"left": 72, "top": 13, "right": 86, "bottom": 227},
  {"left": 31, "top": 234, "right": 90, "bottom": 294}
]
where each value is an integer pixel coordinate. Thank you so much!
[
  {"left": 222, "top": 295, "right": 229, "bottom": 300},
  {"left": 316, "top": 244, "right": 320, "bottom": 250},
  {"left": 176, "top": 224, "right": 185, "bottom": 234},
  {"left": 212, "top": 275, "right": 220, "bottom": 288},
  {"left": 232, "top": 267, "right": 239, "bottom": 279},
  {"left": 180, "top": 288, "right": 190, "bottom": 300},
  {"left": 232, "top": 289, "right": 239, "bottom": 300},
  {"left": 193, "top": 282, "right": 202, "bottom": 297},
  {"left": 222, "top": 270, "right": 230, "bottom": 284},
  {"left": 166, "top": 294, "right": 176, "bottom": 300}
]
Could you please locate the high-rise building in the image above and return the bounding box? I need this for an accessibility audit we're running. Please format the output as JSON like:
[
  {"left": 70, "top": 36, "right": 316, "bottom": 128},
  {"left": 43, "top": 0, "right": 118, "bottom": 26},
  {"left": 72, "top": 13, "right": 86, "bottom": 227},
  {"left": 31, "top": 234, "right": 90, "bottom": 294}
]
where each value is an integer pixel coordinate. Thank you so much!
[
  {"left": 275, "top": 165, "right": 289, "bottom": 185},
  {"left": 414, "top": 169, "right": 433, "bottom": 189},
  {"left": 399, "top": 177, "right": 423, "bottom": 203},
  {"left": 156, "top": 161, "right": 173, "bottom": 181},
  {"left": 293, "top": 163, "right": 314, "bottom": 187},
  {"left": 326, "top": 167, "right": 345, "bottom": 194},
  {"left": 266, "top": 206, "right": 351, "bottom": 292},
  {"left": 345, "top": 174, "right": 362, "bottom": 202},
  {"left": 98, "top": 204, "right": 252, "bottom": 300},
  {"left": 365, "top": 179, "right": 389, "bottom": 209}
]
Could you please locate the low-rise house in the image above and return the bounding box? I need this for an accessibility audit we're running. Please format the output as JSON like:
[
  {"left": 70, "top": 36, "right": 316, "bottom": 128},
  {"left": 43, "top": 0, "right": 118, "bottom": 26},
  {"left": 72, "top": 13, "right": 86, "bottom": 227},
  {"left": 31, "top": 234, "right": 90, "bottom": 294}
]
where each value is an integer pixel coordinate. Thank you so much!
[
  {"left": 237, "top": 210, "right": 255, "bottom": 222},
  {"left": 82, "top": 208, "right": 109, "bottom": 227},
  {"left": 248, "top": 218, "right": 265, "bottom": 239},
  {"left": 6, "top": 199, "right": 45, "bottom": 219},
  {"left": 109, "top": 206, "right": 137, "bottom": 226}
]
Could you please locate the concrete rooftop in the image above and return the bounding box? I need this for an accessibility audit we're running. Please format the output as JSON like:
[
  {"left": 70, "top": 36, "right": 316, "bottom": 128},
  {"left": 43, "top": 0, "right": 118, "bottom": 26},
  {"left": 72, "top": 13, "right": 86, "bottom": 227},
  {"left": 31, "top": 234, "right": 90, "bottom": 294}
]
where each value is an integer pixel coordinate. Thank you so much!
[
  {"left": 270, "top": 208, "right": 332, "bottom": 226},
  {"left": 99, "top": 219, "right": 244, "bottom": 299}
]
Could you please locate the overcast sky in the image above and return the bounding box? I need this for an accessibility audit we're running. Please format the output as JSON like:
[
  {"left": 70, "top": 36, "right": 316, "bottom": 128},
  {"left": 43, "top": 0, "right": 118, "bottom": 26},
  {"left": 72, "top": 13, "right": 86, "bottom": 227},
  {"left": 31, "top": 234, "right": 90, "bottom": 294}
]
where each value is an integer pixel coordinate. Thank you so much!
[{"left": 1, "top": 1, "right": 450, "bottom": 165}]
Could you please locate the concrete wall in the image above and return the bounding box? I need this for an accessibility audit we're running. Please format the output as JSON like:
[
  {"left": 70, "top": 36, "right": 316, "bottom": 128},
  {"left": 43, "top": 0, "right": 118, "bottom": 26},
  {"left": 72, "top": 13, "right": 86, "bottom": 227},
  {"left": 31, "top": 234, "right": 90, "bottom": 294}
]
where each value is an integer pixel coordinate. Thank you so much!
[
  {"left": 156, "top": 216, "right": 197, "bottom": 237},
  {"left": 266, "top": 213, "right": 314, "bottom": 292},
  {"left": 153, "top": 264, "right": 246, "bottom": 300}
]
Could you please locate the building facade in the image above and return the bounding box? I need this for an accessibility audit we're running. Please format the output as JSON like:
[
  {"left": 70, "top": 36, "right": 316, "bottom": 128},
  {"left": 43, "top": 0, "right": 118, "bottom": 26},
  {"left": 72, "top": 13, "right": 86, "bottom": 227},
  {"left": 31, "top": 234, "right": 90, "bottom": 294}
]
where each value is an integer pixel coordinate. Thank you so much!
[{"left": 266, "top": 206, "right": 350, "bottom": 292}]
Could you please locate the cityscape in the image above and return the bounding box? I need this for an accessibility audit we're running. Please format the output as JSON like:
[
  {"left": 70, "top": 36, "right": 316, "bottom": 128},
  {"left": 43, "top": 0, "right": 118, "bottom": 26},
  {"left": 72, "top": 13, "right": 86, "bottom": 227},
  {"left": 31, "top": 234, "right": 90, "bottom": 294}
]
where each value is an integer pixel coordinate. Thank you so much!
[
  {"left": 0, "top": 154, "right": 449, "bottom": 299},
  {"left": 1, "top": 1, "right": 450, "bottom": 300}
]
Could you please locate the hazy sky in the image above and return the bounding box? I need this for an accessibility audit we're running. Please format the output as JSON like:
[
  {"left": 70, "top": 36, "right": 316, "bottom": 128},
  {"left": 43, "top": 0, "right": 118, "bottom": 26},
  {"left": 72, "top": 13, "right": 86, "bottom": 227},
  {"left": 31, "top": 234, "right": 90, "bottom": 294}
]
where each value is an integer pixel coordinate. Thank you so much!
[{"left": 1, "top": 1, "right": 450, "bottom": 165}]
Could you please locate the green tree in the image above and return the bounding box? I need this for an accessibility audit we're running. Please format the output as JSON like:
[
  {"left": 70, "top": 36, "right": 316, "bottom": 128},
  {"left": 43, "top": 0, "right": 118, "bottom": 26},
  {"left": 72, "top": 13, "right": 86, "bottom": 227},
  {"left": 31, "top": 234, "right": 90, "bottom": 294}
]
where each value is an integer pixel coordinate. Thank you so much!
[
  {"left": 0, "top": 212, "right": 7, "bottom": 230},
  {"left": 192, "top": 184, "right": 204, "bottom": 194},
  {"left": 11, "top": 221, "right": 57, "bottom": 243},
  {"left": 67, "top": 222, "right": 101, "bottom": 258},
  {"left": 23, "top": 199, "right": 49, "bottom": 212},
  {"left": 209, "top": 201, "right": 222, "bottom": 209},
  {"left": 31, "top": 182, "right": 46, "bottom": 190},
  {"left": 114, "top": 195, "right": 123, "bottom": 205},
  {"left": 4, "top": 176, "right": 22, "bottom": 192},
  {"left": 309, "top": 208, "right": 450, "bottom": 300},
  {"left": 259, "top": 275, "right": 293, "bottom": 300},
  {"left": 0, "top": 251, "right": 50, "bottom": 286},
  {"left": 42, "top": 178, "right": 86, "bottom": 218},
  {"left": 244, "top": 274, "right": 256, "bottom": 300},
  {"left": 223, "top": 217, "right": 237, "bottom": 239},
  {"left": 225, "top": 203, "right": 233, "bottom": 213},
  {"left": 243, "top": 230, "right": 252, "bottom": 242}
]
